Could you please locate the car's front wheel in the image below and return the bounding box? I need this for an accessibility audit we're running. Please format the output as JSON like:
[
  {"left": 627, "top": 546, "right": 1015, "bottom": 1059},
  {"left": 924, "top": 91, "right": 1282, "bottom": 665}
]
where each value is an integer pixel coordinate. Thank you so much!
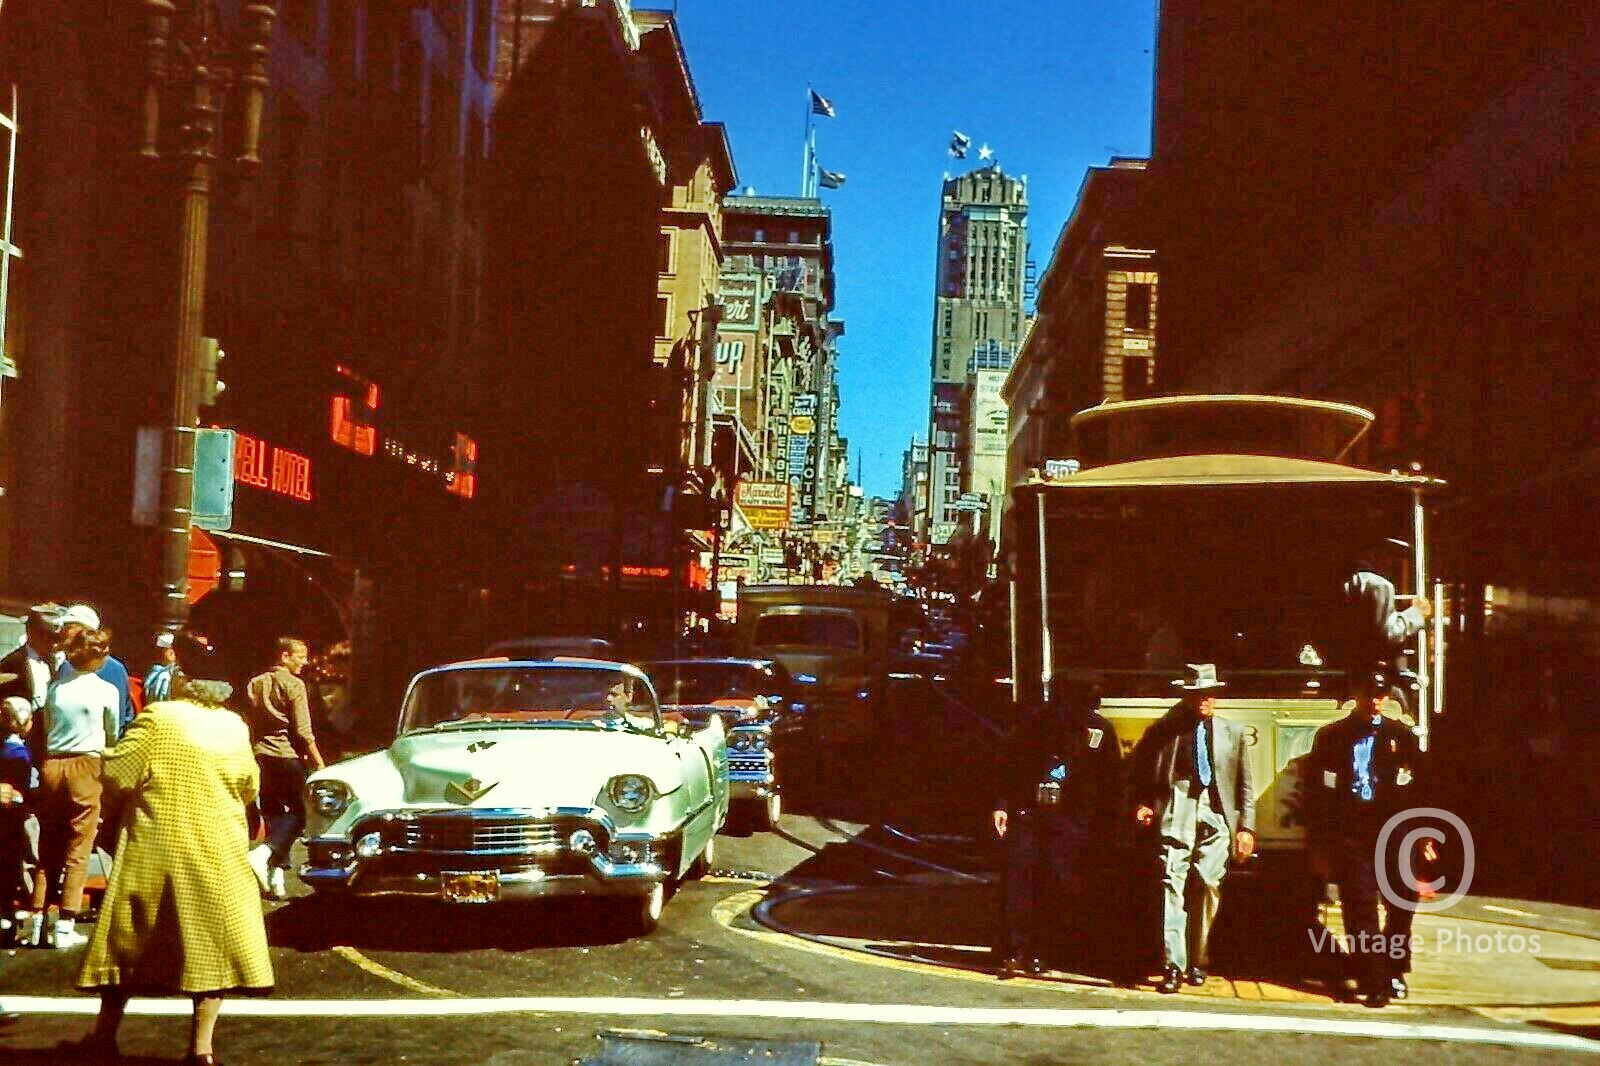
[
  {"left": 686, "top": 834, "right": 714, "bottom": 879},
  {"left": 757, "top": 791, "right": 782, "bottom": 831},
  {"left": 738, "top": 793, "right": 781, "bottom": 832},
  {"left": 622, "top": 881, "right": 666, "bottom": 936}
]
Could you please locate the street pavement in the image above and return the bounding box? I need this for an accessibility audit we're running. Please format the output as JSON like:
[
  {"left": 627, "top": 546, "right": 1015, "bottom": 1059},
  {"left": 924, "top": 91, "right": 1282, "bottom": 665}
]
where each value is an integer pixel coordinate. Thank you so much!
[
  {"left": 2, "top": 714, "right": 1597, "bottom": 1064},
  {"left": 3, "top": 812, "right": 1598, "bottom": 1064}
]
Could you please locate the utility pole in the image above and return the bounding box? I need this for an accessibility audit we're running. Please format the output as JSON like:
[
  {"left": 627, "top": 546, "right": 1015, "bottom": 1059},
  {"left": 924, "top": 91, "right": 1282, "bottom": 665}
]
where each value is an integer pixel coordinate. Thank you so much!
[{"left": 135, "top": 1, "right": 277, "bottom": 628}]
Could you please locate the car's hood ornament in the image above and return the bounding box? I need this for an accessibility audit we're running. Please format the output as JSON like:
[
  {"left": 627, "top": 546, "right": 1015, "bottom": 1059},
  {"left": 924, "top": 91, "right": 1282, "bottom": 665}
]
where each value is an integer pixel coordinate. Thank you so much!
[{"left": 446, "top": 775, "right": 498, "bottom": 804}]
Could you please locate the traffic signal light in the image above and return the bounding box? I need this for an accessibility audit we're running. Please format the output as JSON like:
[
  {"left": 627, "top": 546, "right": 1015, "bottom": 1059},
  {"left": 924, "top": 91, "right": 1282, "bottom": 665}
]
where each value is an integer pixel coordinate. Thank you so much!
[{"left": 198, "top": 336, "right": 226, "bottom": 407}]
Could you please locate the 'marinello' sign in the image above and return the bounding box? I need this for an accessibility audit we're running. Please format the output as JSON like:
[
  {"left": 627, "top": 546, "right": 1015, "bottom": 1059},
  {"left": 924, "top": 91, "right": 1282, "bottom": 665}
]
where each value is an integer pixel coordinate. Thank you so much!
[{"left": 735, "top": 481, "right": 790, "bottom": 530}]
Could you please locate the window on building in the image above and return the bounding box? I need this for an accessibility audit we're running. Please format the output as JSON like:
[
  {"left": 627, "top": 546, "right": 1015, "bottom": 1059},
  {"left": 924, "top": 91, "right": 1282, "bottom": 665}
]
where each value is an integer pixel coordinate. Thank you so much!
[
  {"left": 322, "top": 156, "right": 344, "bottom": 260},
  {"left": 788, "top": 230, "right": 799, "bottom": 244},
  {"left": 472, "top": 0, "right": 495, "bottom": 76},
  {"left": 943, "top": 488, "right": 960, "bottom": 504},
  {"left": 330, "top": 2, "right": 355, "bottom": 76},
  {"left": 658, "top": 229, "right": 675, "bottom": 274},
  {"left": 463, "top": 111, "right": 484, "bottom": 216},
  {"left": 1126, "top": 282, "right": 1152, "bottom": 330},
  {"left": 658, "top": 295, "right": 672, "bottom": 339},
  {"left": 279, "top": 0, "right": 317, "bottom": 46},
  {"left": 401, "top": 40, "right": 425, "bottom": 177},
  {"left": 274, "top": 99, "right": 308, "bottom": 233},
  {"left": 0, "top": 81, "right": 17, "bottom": 380},
  {"left": 753, "top": 228, "right": 765, "bottom": 243},
  {"left": 430, "top": 70, "right": 458, "bottom": 188},
  {"left": 1123, "top": 355, "right": 1153, "bottom": 399},
  {"left": 367, "top": 5, "right": 399, "bottom": 85}
]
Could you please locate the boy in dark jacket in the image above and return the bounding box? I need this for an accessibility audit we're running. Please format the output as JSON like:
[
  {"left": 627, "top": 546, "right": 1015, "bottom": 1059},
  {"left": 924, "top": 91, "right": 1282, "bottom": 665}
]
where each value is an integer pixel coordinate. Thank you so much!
[{"left": 0, "top": 695, "right": 36, "bottom": 946}]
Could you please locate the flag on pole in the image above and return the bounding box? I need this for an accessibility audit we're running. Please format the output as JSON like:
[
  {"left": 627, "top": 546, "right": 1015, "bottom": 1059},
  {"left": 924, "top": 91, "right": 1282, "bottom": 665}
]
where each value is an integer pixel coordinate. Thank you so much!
[
  {"left": 949, "top": 130, "right": 971, "bottom": 158},
  {"left": 818, "top": 168, "right": 847, "bottom": 190},
  {"left": 810, "top": 89, "right": 836, "bottom": 118}
]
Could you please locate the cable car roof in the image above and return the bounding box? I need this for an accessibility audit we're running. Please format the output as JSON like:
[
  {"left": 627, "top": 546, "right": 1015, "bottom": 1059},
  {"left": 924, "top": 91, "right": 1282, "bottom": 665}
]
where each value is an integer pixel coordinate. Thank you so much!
[
  {"left": 1021, "top": 453, "right": 1444, "bottom": 491},
  {"left": 1069, "top": 394, "right": 1377, "bottom": 466}
]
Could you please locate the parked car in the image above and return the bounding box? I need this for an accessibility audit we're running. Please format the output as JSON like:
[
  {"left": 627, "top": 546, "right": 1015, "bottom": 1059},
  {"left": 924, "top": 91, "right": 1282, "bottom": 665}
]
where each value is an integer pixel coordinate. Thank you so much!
[
  {"left": 300, "top": 660, "right": 727, "bottom": 935},
  {"left": 639, "top": 657, "right": 797, "bottom": 831}
]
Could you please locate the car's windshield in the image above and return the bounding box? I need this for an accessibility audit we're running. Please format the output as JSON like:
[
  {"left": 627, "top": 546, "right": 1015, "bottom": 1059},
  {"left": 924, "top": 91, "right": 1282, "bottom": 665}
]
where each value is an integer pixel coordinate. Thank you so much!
[
  {"left": 399, "top": 665, "right": 659, "bottom": 734},
  {"left": 753, "top": 612, "right": 861, "bottom": 650},
  {"left": 644, "top": 662, "right": 774, "bottom": 705}
]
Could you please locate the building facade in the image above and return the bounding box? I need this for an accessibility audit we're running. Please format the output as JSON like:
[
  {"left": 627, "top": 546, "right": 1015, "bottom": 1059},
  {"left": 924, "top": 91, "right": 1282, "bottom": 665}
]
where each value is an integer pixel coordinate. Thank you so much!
[
  {"left": 711, "top": 194, "right": 844, "bottom": 590},
  {"left": 1149, "top": 0, "right": 1599, "bottom": 895},
  {"left": 923, "top": 164, "right": 1028, "bottom": 547},
  {"left": 1004, "top": 157, "right": 1156, "bottom": 491},
  {"left": 0, "top": 1, "right": 499, "bottom": 716},
  {"left": 491, "top": 0, "right": 733, "bottom": 640}
]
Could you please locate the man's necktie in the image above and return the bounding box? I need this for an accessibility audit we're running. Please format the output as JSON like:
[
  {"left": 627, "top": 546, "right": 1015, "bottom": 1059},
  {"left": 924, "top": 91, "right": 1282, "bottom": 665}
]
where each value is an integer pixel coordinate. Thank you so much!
[{"left": 1195, "top": 720, "right": 1213, "bottom": 789}]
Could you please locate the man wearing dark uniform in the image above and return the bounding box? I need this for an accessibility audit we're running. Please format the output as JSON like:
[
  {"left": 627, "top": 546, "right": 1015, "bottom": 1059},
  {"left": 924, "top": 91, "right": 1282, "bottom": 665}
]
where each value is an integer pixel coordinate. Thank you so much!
[
  {"left": 991, "top": 685, "right": 1122, "bottom": 977},
  {"left": 1306, "top": 668, "right": 1428, "bottom": 1007}
]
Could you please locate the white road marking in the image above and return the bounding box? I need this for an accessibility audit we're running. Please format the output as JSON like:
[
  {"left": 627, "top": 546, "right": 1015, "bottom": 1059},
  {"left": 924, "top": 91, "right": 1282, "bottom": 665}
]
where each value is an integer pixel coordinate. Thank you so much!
[
  {"left": 2, "top": 996, "right": 1597, "bottom": 1053},
  {"left": 1481, "top": 904, "right": 1539, "bottom": 918}
]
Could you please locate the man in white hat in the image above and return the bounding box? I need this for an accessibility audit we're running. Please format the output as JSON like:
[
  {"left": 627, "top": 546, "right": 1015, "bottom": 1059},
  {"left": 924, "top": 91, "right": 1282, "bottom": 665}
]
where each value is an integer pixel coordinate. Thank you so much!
[{"left": 1129, "top": 664, "right": 1257, "bottom": 993}]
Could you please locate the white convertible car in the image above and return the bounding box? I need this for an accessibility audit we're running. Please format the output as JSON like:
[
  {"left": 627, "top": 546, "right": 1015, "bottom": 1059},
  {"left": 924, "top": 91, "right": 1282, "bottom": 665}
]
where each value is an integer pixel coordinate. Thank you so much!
[{"left": 299, "top": 660, "right": 728, "bottom": 934}]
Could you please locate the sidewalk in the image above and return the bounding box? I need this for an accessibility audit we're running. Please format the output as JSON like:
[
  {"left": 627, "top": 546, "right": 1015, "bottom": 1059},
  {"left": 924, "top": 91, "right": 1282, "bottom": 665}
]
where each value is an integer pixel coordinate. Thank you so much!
[{"left": 752, "top": 880, "right": 1600, "bottom": 1027}]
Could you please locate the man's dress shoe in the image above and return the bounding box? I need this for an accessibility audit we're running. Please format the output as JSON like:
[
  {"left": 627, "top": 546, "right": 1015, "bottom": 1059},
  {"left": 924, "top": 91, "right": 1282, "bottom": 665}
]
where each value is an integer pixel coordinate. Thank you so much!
[
  {"left": 1157, "top": 966, "right": 1183, "bottom": 994},
  {"left": 1184, "top": 966, "right": 1206, "bottom": 986},
  {"left": 1390, "top": 976, "right": 1409, "bottom": 1000}
]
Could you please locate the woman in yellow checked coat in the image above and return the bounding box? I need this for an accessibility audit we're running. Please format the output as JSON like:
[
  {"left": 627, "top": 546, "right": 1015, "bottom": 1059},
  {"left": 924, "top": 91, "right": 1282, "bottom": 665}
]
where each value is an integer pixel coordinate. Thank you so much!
[{"left": 68, "top": 677, "right": 273, "bottom": 1065}]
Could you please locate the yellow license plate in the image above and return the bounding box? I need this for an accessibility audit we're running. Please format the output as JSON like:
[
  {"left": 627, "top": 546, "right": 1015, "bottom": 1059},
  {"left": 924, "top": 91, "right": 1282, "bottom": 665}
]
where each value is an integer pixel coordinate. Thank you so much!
[{"left": 441, "top": 871, "right": 499, "bottom": 904}]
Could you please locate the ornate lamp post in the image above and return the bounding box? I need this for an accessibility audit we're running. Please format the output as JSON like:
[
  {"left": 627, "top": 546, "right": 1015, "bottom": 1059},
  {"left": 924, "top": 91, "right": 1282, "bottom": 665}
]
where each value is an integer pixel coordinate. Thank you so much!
[{"left": 134, "top": 1, "right": 276, "bottom": 628}]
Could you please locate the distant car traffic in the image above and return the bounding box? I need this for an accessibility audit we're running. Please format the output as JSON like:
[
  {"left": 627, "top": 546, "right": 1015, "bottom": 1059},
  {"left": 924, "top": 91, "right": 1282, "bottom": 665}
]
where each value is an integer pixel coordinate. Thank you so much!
[
  {"left": 300, "top": 659, "right": 728, "bottom": 935},
  {"left": 639, "top": 657, "right": 796, "bottom": 831}
]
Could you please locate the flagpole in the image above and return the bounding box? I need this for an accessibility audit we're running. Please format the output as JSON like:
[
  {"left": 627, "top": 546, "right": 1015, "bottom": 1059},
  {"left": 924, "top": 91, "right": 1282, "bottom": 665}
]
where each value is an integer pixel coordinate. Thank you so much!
[{"left": 801, "top": 87, "right": 813, "bottom": 196}]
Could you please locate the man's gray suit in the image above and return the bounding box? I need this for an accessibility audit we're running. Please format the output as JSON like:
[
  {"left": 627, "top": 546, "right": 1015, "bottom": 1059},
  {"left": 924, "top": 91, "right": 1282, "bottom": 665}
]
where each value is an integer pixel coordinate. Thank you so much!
[{"left": 1131, "top": 708, "right": 1256, "bottom": 973}]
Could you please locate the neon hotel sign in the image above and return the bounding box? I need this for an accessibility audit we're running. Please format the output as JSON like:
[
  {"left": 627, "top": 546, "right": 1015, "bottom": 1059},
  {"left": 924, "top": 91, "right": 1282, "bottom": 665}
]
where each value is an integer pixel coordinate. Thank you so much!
[{"left": 233, "top": 431, "right": 313, "bottom": 502}]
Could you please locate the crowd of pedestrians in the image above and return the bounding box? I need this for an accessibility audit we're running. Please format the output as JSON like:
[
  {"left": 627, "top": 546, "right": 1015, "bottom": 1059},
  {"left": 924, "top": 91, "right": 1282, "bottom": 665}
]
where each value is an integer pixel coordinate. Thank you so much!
[{"left": 0, "top": 602, "right": 326, "bottom": 1061}]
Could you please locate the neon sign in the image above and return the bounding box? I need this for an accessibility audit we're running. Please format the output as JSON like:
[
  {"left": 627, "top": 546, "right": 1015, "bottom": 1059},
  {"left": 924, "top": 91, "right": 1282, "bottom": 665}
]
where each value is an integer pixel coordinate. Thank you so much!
[
  {"left": 331, "top": 367, "right": 379, "bottom": 457},
  {"left": 233, "top": 432, "right": 313, "bottom": 502},
  {"left": 445, "top": 433, "right": 478, "bottom": 500}
]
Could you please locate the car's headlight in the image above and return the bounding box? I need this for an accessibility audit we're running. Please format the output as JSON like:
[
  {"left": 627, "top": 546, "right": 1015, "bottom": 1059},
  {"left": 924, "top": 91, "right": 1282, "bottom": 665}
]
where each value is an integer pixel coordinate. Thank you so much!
[
  {"left": 308, "top": 780, "right": 351, "bottom": 819},
  {"left": 608, "top": 774, "right": 654, "bottom": 813}
]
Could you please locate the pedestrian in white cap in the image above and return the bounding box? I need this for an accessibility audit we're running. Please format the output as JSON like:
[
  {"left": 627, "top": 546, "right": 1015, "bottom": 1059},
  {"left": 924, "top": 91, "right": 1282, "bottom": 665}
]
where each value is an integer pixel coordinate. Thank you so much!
[
  {"left": 146, "top": 631, "right": 180, "bottom": 704},
  {"left": 57, "top": 605, "right": 135, "bottom": 732}
]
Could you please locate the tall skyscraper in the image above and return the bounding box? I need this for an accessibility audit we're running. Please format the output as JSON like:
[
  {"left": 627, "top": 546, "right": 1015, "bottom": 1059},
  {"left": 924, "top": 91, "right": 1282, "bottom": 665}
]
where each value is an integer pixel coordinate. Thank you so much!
[{"left": 922, "top": 165, "right": 1028, "bottom": 546}]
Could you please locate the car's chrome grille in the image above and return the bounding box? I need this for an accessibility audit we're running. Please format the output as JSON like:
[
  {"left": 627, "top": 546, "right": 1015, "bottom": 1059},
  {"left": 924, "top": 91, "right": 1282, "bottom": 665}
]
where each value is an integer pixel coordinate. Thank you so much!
[
  {"left": 402, "top": 817, "right": 567, "bottom": 853},
  {"left": 728, "top": 755, "right": 769, "bottom": 776}
]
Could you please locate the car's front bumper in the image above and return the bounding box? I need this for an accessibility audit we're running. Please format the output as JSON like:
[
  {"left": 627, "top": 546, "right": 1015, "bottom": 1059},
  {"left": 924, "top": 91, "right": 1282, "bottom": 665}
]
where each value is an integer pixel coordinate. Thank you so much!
[
  {"left": 300, "top": 852, "right": 668, "bottom": 901},
  {"left": 300, "top": 806, "right": 674, "bottom": 902}
]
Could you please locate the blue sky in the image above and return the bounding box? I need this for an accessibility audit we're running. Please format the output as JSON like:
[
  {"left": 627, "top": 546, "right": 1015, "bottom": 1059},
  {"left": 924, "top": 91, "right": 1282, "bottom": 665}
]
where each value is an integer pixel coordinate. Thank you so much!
[{"left": 664, "top": 0, "right": 1159, "bottom": 498}]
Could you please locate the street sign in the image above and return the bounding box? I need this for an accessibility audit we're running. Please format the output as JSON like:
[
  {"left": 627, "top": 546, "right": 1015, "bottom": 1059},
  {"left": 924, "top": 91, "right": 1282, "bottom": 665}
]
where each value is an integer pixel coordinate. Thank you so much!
[
  {"left": 1044, "top": 458, "right": 1081, "bottom": 480},
  {"left": 192, "top": 427, "right": 236, "bottom": 530}
]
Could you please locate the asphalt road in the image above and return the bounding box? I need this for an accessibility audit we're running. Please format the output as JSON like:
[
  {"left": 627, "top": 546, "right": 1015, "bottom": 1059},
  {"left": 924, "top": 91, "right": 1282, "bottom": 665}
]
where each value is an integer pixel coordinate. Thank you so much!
[
  {"left": 2, "top": 706, "right": 1597, "bottom": 1064},
  {"left": 4, "top": 811, "right": 1598, "bottom": 1065}
]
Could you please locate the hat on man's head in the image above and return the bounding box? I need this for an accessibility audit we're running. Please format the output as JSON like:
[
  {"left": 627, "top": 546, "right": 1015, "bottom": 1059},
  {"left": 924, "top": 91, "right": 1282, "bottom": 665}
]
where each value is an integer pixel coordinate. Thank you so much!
[
  {"left": 26, "top": 603, "right": 64, "bottom": 630},
  {"left": 155, "top": 632, "right": 175, "bottom": 649},
  {"left": 1173, "top": 663, "right": 1227, "bottom": 692},
  {"left": 57, "top": 604, "right": 101, "bottom": 630}
]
